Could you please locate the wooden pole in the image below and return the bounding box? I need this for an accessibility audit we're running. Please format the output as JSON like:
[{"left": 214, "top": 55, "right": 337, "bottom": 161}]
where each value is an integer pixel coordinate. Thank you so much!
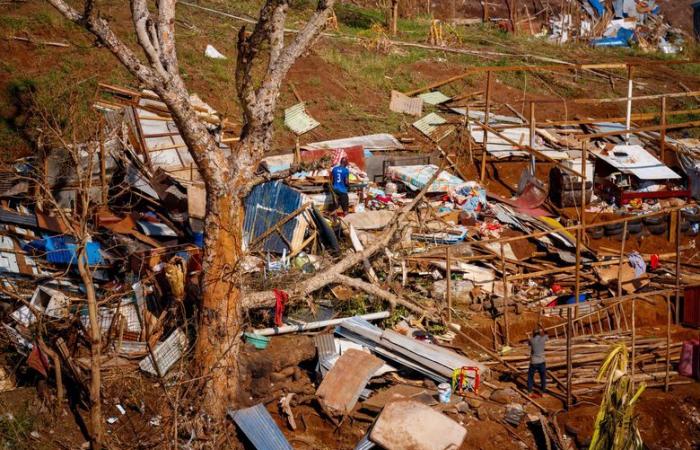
[
  {"left": 466, "top": 103, "right": 473, "bottom": 163},
  {"left": 675, "top": 210, "right": 682, "bottom": 324},
  {"left": 625, "top": 65, "right": 634, "bottom": 144},
  {"left": 632, "top": 234, "right": 637, "bottom": 391},
  {"left": 529, "top": 101, "right": 536, "bottom": 175},
  {"left": 483, "top": 0, "right": 489, "bottom": 23},
  {"left": 568, "top": 141, "right": 587, "bottom": 410},
  {"left": 660, "top": 96, "right": 667, "bottom": 163},
  {"left": 391, "top": 0, "right": 399, "bottom": 35},
  {"left": 480, "top": 71, "right": 493, "bottom": 182},
  {"left": 566, "top": 306, "right": 572, "bottom": 409},
  {"left": 665, "top": 291, "right": 671, "bottom": 392},
  {"left": 617, "top": 222, "right": 628, "bottom": 299},
  {"left": 446, "top": 245, "right": 452, "bottom": 324},
  {"left": 98, "top": 123, "right": 108, "bottom": 205},
  {"left": 501, "top": 243, "right": 510, "bottom": 346}
]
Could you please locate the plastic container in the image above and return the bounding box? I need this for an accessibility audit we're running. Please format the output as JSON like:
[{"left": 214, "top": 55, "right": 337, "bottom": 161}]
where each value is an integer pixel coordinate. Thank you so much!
[
  {"left": 437, "top": 383, "right": 452, "bottom": 403},
  {"left": 244, "top": 332, "right": 270, "bottom": 350}
]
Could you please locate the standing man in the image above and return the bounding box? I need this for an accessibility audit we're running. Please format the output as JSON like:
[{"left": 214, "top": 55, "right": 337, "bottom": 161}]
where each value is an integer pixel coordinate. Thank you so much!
[
  {"left": 330, "top": 157, "right": 350, "bottom": 215},
  {"left": 527, "top": 326, "right": 548, "bottom": 397}
]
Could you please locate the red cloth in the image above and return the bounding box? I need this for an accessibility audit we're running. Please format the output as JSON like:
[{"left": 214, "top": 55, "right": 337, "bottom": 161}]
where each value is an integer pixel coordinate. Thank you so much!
[
  {"left": 27, "top": 344, "right": 49, "bottom": 378},
  {"left": 650, "top": 254, "right": 660, "bottom": 270},
  {"left": 274, "top": 289, "right": 288, "bottom": 327}
]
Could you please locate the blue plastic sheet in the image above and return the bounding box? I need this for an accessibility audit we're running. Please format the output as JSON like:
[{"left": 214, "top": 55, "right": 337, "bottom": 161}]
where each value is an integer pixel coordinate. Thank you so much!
[
  {"left": 588, "top": 0, "right": 604, "bottom": 16},
  {"left": 25, "top": 236, "right": 104, "bottom": 266}
]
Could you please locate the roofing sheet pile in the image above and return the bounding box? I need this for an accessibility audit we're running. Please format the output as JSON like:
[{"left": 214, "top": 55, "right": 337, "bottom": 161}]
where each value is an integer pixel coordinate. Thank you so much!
[
  {"left": 0, "top": 79, "right": 697, "bottom": 448},
  {"left": 546, "top": 0, "right": 685, "bottom": 52}
]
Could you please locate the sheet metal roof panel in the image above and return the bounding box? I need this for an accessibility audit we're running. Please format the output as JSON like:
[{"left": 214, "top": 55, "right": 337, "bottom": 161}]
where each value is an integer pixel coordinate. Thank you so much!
[
  {"left": 304, "top": 133, "right": 404, "bottom": 152},
  {"left": 591, "top": 144, "right": 681, "bottom": 180},
  {"left": 243, "top": 181, "right": 307, "bottom": 253},
  {"left": 469, "top": 126, "right": 567, "bottom": 160},
  {"left": 228, "top": 404, "right": 293, "bottom": 450},
  {"left": 284, "top": 102, "right": 320, "bottom": 135},
  {"left": 412, "top": 112, "right": 454, "bottom": 142},
  {"left": 418, "top": 90, "right": 451, "bottom": 105}
]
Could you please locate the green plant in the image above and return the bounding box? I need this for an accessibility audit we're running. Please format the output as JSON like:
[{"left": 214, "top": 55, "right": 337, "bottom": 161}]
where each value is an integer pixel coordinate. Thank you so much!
[{"left": 589, "top": 343, "right": 646, "bottom": 450}]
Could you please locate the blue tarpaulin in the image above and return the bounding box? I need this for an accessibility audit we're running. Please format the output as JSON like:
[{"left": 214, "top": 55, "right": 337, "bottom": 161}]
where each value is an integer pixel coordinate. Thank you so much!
[
  {"left": 588, "top": 0, "right": 604, "bottom": 16},
  {"left": 592, "top": 27, "right": 635, "bottom": 47},
  {"left": 24, "top": 236, "right": 104, "bottom": 266}
]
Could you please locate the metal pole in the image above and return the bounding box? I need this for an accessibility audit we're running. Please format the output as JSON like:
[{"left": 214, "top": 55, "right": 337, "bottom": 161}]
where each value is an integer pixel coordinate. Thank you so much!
[
  {"left": 625, "top": 65, "right": 634, "bottom": 145},
  {"left": 446, "top": 245, "right": 452, "bottom": 324},
  {"left": 480, "top": 71, "right": 492, "bottom": 182}
]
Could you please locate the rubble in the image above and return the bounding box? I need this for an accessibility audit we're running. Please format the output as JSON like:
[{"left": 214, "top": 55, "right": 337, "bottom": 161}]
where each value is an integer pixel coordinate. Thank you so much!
[{"left": 0, "top": 47, "right": 698, "bottom": 448}]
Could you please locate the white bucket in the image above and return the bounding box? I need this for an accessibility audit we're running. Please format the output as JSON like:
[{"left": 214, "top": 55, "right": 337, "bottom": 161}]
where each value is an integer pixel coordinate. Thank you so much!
[{"left": 437, "top": 383, "right": 452, "bottom": 403}]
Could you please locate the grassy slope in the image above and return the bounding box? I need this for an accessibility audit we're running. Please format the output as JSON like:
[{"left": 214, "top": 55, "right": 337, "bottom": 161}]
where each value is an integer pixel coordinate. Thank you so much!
[{"left": 1, "top": 0, "right": 699, "bottom": 158}]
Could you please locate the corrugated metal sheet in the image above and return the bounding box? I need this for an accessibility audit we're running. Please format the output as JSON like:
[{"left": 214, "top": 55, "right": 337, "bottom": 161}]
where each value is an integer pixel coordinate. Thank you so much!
[
  {"left": 303, "top": 134, "right": 404, "bottom": 152},
  {"left": 314, "top": 333, "right": 338, "bottom": 360},
  {"left": 412, "top": 113, "right": 454, "bottom": 142},
  {"left": 139, "top": 328, "right": 188, "bottom": 376},
  {"left": 469, "top": 126, "right": 567, "bottom": 160},
  {"left": 591, "top": 144, "right": 681, "bottom": 180},
  {"left": 228, "top": 404, "right": 293, "bottom": 450},
  {"left": 243, "top": 181, "right": 308, "bottom": 254},
  {"left": 336, "top": 317, "right": 488, "bottom": 383},
  {"left": 284, "top": 102, "right": 320, "bottom": 135},
  {"left": 354, "top": 433, "right": 376, "bottom": 450},
  {"left": 418, "top": 90, "right": 451, "bottom": 105},
  {"left": 0, "top": 210, "right": 38, "bottom": 228},
  {"left": 450, "top": 108, "right": 524, "bottom": 125},
  {"left": 389, "top": 90, "right": 422, "bottom": 116}
]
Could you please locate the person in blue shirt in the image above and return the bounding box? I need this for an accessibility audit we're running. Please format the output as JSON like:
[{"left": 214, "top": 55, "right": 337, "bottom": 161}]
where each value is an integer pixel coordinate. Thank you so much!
[{"left": 330, "top": 157, "right": 350, "bottom": 215}]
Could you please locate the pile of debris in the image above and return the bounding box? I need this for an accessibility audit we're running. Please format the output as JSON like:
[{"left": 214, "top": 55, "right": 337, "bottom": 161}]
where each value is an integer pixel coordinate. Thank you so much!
[
  {"left": 547, "top": 0, "right": 685, "bottom": 52},
  {"left": 0, "top": 75, "right": 697, "bottom": 448}
]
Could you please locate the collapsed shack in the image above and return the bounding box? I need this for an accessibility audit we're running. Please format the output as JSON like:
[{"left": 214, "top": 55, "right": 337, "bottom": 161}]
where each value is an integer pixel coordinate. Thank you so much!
[{"left": 0, "top": 62, "right": 699, "bottom": 449}]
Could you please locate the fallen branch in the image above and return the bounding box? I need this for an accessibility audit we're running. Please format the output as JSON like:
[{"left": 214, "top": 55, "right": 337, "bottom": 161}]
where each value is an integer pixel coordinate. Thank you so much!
[
  {"left": 242, "top": 161, "right": 446, "bottom": 310},
  {"left": 334, "top": 274, "right": 436, "bottom": 318},
  {"left": 11, "top": 36, "right": 70, "bottom": 47}
]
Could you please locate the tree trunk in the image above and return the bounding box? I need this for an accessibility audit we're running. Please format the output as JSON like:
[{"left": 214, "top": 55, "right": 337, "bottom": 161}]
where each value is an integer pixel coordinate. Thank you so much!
[
  {"left": 193, "top": 192, "right": 245, "bottom": 416},
  {"left": 77, "top": 244, "right": 103, "bottom": 449}
]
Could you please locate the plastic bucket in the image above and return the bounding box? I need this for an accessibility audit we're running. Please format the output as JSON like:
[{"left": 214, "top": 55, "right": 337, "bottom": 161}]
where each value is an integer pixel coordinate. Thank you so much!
[{"left": 437, "top": 383, "right": 452, "bottom": 403}]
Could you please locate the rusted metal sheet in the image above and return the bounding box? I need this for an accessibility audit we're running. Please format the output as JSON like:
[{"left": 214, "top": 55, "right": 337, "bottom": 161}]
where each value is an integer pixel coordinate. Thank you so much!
[
  {"left": 316, "top": 348, "right": 383, "bottom": 416},
  {"left": 390, "top": 90, "right": 423, "bottom": 116},
  {"left": 369, "top": 400, "right": 467, "bottom": 450}
]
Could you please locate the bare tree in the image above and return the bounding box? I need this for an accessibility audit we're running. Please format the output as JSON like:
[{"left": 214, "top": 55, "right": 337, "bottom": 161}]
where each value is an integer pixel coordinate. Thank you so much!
[
  {"left": 29, "top": 92, "right": 107, "bottom": 447},
  {"left": 44, "top": 0, "right": 336, "bottom": 416}
]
